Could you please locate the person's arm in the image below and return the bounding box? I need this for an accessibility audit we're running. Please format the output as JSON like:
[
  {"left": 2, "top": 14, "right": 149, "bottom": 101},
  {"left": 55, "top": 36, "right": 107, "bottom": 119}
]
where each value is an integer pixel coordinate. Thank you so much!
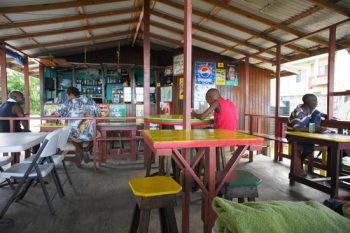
[
  {"left": 12, "top": 104, "right": 29, "bottom": 131},
  {"left": 192, "top": 101, "right": 219, "bottom": 120}
]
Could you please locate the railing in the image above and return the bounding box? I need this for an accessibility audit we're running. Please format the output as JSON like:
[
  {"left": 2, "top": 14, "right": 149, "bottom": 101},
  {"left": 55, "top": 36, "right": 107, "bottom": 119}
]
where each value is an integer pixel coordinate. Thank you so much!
[
  {"left": 244, "top": 114, "right": 350, "bottom": 160},
  {"left": 0, "top": 116, "right": 144, "bottom": 172}
]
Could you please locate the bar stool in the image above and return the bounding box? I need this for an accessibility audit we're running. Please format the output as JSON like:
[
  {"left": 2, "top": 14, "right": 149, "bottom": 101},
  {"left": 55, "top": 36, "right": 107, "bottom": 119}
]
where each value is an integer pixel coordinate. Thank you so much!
[
  {"left": 129, "top": 176, "right": 182, "bottom": 233},
  {"left": 223, "top": 170, "right": 262, "bottom": 203}
]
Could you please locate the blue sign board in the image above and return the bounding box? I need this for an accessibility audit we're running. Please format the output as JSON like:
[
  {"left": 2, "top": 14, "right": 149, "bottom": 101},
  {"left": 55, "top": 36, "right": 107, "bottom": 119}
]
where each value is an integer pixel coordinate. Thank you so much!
[{"left": 195, "top": 62, "right": 215, "bottom": 84}]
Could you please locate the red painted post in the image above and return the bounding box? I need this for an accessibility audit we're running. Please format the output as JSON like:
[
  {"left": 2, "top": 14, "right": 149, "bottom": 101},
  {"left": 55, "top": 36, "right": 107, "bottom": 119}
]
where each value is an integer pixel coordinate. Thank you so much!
[
  {"left": 244, "top": 57, "right": 249, "bottom": 127},
  {"left": 72, "top": 66, "right": 76, "bottom": 87},
  {"left": 0, "top": 44, "right": 7, "bottom": 104},
  {"left": 274, "top": 44, "right": 281, "bottom": 161},
  {"left": 39, "top": 65, "right": 45, "bottom": 116},
  {"left": 327, "top": 25, "right": 336, "bottom": 119},
  {"left": 143, "top": 0, "right": 150, "bottom": 129},
  {"left": 24, "top": 55, "right": 30, "bottom": 115},
  {"left": 182, "top": 1, "right": 192, "bottom": 233}
]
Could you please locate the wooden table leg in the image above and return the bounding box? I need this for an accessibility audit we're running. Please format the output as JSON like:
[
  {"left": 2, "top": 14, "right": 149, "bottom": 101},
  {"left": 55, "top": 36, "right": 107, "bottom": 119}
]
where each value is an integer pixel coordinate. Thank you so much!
[
  {"left": 203, "top": 146, "right": 216, "bottom": 233},
  {"left": 130, "top": 128, "right": 137, "bottom": 161},
  {"left": 330, "top": 147, "right": 340, "bottom": 198},
  {"left": 182, "top": 148, "right": 191, "bottom": 233},
  {"left": 144, "top": 145, "right": 152, "bottom": 177},
  {"left": 289, "top": 141, "right": 299, "bottom": 185}
]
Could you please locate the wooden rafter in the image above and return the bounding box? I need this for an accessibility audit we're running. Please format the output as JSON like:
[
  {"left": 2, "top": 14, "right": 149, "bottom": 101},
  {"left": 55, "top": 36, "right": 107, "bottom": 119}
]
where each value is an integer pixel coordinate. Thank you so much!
[
  {"left": 0, "top": 0, "right": 128, "bottom": 14},
  {"left": 151, "top": 9, "right": 282, "bottom": 59},
  {"left": 155, "top": 0, "right": 310, "bottom": 55},
  {"left": 0, "top": 7, "right": 141, "bottom": 30},
  {"left": 0, "top": 19, "right": 138, "bottom": 41},
  {"left": 18, "top": 31, "right": 132, "bottom": 50},
  {"left": 77, "top": 6, "right": 94, "bottom": 46},
  {"left": 150, "top": 33, "right": 182, "bottom": 46},
  {"left": 202, "top": 0, "right": 328, "bottom": 46},
  {"left": 151, "top": 21, "right": 275, "bottom": 64},
  {"left": 132, "top": 0, "right": 145, "bottom": 46},
  {"left": 260, "top": 5, "right": 323, "bottom": 37},
  {"left": 305, "top": 0, "right": 350, "bottom": 17},
  {"left": 31, "top": 38, "right": 131, "bottom": 57}
]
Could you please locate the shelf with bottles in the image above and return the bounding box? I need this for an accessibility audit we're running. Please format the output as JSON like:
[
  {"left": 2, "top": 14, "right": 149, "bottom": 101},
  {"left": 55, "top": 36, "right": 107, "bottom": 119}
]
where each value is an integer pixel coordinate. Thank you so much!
[
  {"left": 77, "top": 79, "right": 102, "bottom": 86},
  {"left": 81, "top": 86, "right": 102, "bottom": 96}
]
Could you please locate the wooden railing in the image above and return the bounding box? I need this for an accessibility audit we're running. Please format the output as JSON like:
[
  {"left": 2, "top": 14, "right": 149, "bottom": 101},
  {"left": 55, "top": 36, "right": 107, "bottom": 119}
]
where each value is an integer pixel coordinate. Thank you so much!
[{"left": 244, "top": 114, "right": 350, "bottom": 161}]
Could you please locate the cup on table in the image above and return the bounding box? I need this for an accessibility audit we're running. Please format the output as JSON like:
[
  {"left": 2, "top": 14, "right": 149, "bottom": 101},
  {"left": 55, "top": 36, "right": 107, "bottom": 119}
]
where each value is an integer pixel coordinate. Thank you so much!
[{"left": 308, "top": 123, "right": 315, "bottom": 133}]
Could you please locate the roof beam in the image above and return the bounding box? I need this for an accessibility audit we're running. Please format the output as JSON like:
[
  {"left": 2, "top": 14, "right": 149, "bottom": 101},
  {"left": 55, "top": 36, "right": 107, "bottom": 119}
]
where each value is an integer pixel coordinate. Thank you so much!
[
  {"left": 202, "top": 0, "right": 328, "bottom": 46},
  {"left": 260, "top": 5, "right": 322, "bottom": 36},
  {"left": 0, "top": 7, "right": 141, "bottom": 30},
  {"left": 156, "top": 0, "right": 309, "bottom": 55},
  {"left": 151, "top": 21, "right": 275, "bottom": 64},
  {"left": 305, "top": 0, "right": 350, "bottom": 17},
  {"left": 31, "top": 38, "right": 130, "bottom": 57},
  {"left": 132, "top": 5, "right": 145, "bottom": 46},
  {"left": 151, "top": 9, "right": 290, "bottom": 60},
  {"left": 0, "top": 19, "right": 138, "bottom": 41},
  {"left": 0, "top": 0, "right": 129, "bottom": 14},
  {"left": 77, "top": 6, "right": 94, "bottom": 46},
  {"left": 18, "top": 31, "right": 132, "bottom": 50},
  {"left": 150, "top": 33, "right": 182, "bottom": 47}
]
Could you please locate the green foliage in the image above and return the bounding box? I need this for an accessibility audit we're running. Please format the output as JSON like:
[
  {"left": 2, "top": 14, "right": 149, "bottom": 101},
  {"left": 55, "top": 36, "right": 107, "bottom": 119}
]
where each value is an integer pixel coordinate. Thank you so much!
[{"left": 6, "top": 69, "right": 41, "bottom": 115}]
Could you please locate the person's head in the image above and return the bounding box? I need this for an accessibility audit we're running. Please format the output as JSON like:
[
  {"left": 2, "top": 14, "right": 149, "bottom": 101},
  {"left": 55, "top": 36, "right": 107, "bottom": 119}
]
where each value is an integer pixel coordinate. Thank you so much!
[
  {"left": 302, "top": 94, "right": 318, "bottom": 110},
  {"left": 205, "top": 88, "right": 221, "bottom": 105},
  {"left": 8, "top": 91, "right": 24, "bottom": 104},
  {"left": 66, "top": 87, "right": 80, "bottom": 100}
]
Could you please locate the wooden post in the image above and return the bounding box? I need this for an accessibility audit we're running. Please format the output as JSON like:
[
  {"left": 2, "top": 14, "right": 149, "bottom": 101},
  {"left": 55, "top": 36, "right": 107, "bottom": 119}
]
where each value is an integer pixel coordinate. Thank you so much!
[
  {"left": 39, "top": 65, "right": 45, "bottom": 116},
  {"left": 274, "top": 43, "right": 281, "bottom": 161},
  {"left": 0, "top": 44, "right": 7, "bottom": 103},
  {"left": 327, "top": 25, "right": 336, "bottom": 119},
  {"left": 24, "top": 55, "right": 30, "bottom": 114},
  {"left": 143, "top": 0, "right": 150, "bottom": 128},
  {"left": 72, "top": 66, "right": 76, "bottom": 87},
  {"left": 244, "top": 57, "right": 249, "bottom": 126},
  {"left": 182, "top": 1, "right": 192, "bottom": 233}
]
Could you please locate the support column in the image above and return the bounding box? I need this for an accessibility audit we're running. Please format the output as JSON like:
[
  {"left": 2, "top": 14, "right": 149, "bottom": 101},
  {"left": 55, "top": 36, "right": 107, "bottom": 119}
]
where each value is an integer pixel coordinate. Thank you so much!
[
  {"left": 182, "top": 1, "right": 192, "bottom": 233},
  {"left": 0, "top": 44, "right": 7, "bottom": 103},
  {"left": 244, "top": 57, "right": 249, "bottom": 126},
  {"left": 24, "top": 55, "right": 30, "bottom": 114},
  {"left": 143, "top": 0, "right": 150, "bottom": 128},
  {"left": 327, "top": 25, "right": 336, "bottom": 119},
  {"left": 274, "top": 44, "right": 281, "bottom": 161},
  {"left": 72, "top": 66, "right": 76, "bottom": 87},
  {"left": 39, "top": 65, "right": 45, "bottom": 116}
]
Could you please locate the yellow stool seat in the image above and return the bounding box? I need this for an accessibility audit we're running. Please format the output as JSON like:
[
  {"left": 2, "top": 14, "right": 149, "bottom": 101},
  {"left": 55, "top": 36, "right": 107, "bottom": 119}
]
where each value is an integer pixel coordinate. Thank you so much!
[{"left": 129, "top": 176, "right": 182, "bottom": 197}]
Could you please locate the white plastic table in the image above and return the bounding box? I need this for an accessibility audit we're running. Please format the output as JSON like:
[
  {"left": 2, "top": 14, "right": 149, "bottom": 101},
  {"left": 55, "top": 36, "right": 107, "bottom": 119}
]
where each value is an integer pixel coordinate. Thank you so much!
[{"left": 0, "top": 132, "right": 47, "bottom": 153}]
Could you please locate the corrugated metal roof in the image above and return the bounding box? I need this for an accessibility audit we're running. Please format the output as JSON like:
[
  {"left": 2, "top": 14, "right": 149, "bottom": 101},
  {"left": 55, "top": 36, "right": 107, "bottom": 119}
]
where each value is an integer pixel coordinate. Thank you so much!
[{"left": 0, "top": 0, "right": 349, "bottom": 75}]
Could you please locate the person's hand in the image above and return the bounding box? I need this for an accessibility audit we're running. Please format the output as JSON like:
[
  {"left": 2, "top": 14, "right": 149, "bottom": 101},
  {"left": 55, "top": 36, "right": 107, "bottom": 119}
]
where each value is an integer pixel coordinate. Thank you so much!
[
  {"left": 316, "top": 126, "right": 327, "bottom": 134},
  {"left": 191, "top": 110, "right": 197, "bottom": 118}
]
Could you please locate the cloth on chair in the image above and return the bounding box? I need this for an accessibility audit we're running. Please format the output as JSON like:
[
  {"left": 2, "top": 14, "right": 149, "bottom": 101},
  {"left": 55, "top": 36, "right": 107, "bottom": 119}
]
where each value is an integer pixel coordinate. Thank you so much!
[{"left": 212, "top": 197, "right": 350, "bottom": 233}]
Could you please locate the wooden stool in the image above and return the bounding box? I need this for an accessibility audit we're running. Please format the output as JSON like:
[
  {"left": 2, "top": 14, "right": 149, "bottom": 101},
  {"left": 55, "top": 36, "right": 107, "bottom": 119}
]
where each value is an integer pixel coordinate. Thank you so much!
[
  {"left": 129, "top": 176, "right": 182, "bottom": 233},
  {"left": 223, "top": 170, "right": 262, "bottom": 203}
]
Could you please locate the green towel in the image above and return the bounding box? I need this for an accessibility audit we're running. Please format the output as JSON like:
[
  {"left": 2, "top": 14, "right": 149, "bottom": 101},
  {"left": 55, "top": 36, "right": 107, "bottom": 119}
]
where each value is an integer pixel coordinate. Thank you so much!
[{"left": 212, "top": 197, "right": 350, "bottom": 233}]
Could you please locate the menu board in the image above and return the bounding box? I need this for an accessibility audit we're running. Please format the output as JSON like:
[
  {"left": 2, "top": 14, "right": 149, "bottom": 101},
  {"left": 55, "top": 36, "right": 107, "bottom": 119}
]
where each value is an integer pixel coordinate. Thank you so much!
[
  {"left": 215, "top": 68, "right": 226, "bottom": 85},
  {"left": 173, "top": 54, "right": 184, "bottom": 76},
  {"left": 161, "top": 86, "right": 172, "bottom": 102},
  {"left": 109, "top": 104, "right": 126, "bottom": 117}
]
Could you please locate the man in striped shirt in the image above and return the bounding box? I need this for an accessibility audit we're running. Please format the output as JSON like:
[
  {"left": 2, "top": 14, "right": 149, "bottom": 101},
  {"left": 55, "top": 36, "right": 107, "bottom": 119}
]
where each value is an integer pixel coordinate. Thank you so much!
[{"left": 287, "top": 94, "right": 327, "bottom": 176}]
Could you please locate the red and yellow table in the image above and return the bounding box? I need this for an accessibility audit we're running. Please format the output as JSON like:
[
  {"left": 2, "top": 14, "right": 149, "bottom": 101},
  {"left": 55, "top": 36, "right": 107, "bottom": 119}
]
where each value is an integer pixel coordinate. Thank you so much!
[
  {"left": 144, "top": 114, "right": 213, "bottom": 126},
  {"left": 142, "top": 129, "right": 263, "bottom": 233},
  {"left": 286, "top": 131, "right": 350, "bottom": 198}
]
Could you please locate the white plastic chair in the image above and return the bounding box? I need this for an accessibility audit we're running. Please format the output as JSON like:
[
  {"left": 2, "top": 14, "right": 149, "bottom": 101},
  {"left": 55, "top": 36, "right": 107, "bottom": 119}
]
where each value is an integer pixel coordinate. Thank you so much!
[
  {"left": 0, "top": 129, "right": 62, "bottom": 223},
  {"left": 0, "top": 156, "right": 14, "bottom": 189},
  {"left": 23, "top": 126, "right": 73, "bottom": 185}
]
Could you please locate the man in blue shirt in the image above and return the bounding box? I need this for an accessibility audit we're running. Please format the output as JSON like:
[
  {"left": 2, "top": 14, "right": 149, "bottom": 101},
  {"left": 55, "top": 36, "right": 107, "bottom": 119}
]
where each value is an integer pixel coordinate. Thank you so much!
[{"left": 287, "top": 94, "right": 327, "bottom": 176}]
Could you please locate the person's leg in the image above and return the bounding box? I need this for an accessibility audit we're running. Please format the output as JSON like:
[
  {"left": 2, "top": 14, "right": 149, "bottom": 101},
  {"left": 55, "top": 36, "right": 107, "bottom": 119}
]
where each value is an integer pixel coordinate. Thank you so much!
[
  {"left": 70, "top": 139, "right": 84, "bottom": 167},
  {"left": 300, "top": 143, "right": 314, "bottom": 176}
]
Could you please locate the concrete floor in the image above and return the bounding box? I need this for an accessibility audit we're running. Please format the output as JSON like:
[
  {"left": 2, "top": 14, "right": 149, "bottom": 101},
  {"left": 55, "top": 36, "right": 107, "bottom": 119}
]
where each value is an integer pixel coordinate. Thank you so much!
[{"left": 0, "top": 154, "right": 349, "bottom": 233}]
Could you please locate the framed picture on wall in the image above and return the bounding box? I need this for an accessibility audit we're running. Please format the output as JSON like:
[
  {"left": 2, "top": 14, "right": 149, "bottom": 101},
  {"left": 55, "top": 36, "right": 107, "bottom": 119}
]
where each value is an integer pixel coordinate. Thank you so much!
[
  {"left": 226, "top": 65, "right": 238, "bottom": 86},
  {"left": 194, "top": 62, "right": 216, "bottom": 85},
  {"left": 173, "top": 54, "right": 184, "bottom": 76}
]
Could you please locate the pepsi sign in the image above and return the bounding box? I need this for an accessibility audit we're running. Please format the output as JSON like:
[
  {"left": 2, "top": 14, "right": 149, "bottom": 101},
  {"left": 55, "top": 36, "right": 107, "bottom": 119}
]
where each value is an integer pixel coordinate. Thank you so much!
[{"left": 195, "top": 62, "right": 215, "bottom": 84}]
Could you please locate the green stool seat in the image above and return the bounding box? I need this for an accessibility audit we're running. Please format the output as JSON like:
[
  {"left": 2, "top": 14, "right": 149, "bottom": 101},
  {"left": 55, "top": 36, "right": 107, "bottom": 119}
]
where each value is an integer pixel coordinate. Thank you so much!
[{"left": 224, "top": 170, "right": 262, "bottom": 203}]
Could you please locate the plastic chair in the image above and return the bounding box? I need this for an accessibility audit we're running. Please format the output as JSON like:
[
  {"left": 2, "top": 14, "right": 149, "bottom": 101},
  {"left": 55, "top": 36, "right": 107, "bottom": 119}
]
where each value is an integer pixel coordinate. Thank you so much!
[
  {"left": 0, "top": 129, "right": 63, "bottom": 223},
  {"left": 23, "top": 127, "right": 73, "bottom": 185},
  {"left": 0, "top": 156, "right": 14, "bottom": 189},
  {"left": 129, "top": 176, "right": 182, "bottom": 233},
  {"left": 223, "top": 170, "right": 262, "bottom": 203}
]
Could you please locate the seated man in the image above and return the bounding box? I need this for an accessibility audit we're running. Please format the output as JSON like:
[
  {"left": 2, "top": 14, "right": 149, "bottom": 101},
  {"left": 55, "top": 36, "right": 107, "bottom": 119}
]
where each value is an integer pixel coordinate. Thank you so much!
[
  {"left": 56, "top": 87, "right": 99, "bottom": 167},
  {"left": 0, "top": 91, "right": 39, "bottom": 161},
  {"left": 287, "top": 93, "right": 327, "bottom": 176}
]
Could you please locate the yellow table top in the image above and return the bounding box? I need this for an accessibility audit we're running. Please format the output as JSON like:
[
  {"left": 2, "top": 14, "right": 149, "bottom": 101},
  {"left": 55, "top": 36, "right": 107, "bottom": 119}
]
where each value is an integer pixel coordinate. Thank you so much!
[
  {"left": 286, "top": 131, "right": 350, "bottom": 143},
  {"left": 143, "top": 129, "right": 263, "bottom": 148},
  {"left": 144, "top": 114, "right": 213, "bottom": 123},
  {"left": 39, "top": 124, "right": 64, "bottom": 128}
]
